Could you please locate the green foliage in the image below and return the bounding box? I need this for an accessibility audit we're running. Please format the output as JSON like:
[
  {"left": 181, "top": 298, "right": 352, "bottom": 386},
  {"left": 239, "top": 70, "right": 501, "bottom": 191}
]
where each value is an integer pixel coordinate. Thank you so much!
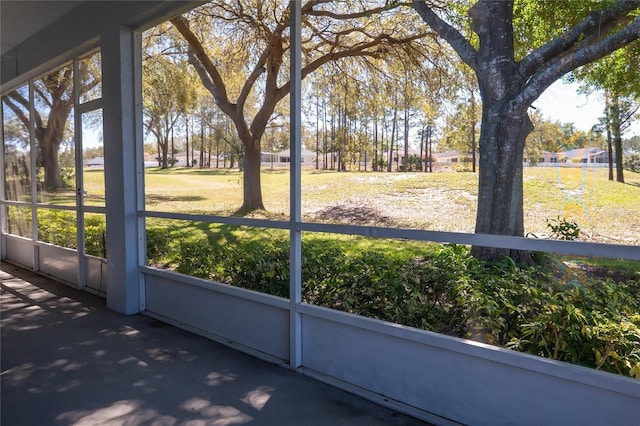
[
  {"left": 29, "top": 210, "right": 640, "bottom": 378},
  {"left": 223, "top": 239, "right": 290, "bottom": 297},
  {"left": 176, "top": 236, "right": 223, "bottom": 280},
  {"left": 163, "top": 233, "right": 639, "bottom": 379},
  {"left": 37, "top": 209, "right": 77, "bottom": 249},
  {"left": 36, "top": 211, "right": 107, "bottom": 257},
  {"left": 624, "top": 154, "right": 640, "bottom": 173},
  {"left": 402, "top": 245, "right": 477, "bottom": 334},
  {"left": 60, "top": 167, "right": 75, "bottom": 188},
  {"left": 513, "top": 278, "right": 640, "bottom": 377},
  {"left": 470, "top": 257, "right": 549, "bottom": 346},
  {"left": 146, "top": 226, "right": 172, "bottom": 264},
  {"left": 546, "top": 216, "right": 580, "bottom": 240},
  {"left": 84, "top": 215, "right": 106, "bottom": 258}
]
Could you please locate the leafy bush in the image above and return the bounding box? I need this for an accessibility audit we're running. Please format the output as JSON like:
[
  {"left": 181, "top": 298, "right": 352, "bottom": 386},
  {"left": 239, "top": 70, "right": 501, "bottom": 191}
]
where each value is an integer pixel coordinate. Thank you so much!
[
  {"left": 84, "top": 215, "right": 106, "bottom": 257},
  {"left": 176, "top": 236, "right": 222, "bottom": 280},
  {"left": 146, "top": 226, "right": 172, "bottom": 264},
  {"left": 546, "top": 216, "right": 580, "bottom": 240},
  {"left": 624, "top": 153, "right": 640, "bottom": 173},
  {"left": 511, "top": 278, "right": 640, "bottom": 377},
  {"left": 159, "top": 230, "right": 640, "bottom": 379},
  {"left": 223, "top": 239, "right": 290, "bottom": 297},
  {"left": 38, "top": 209, "right": 77, "bottom": 249},
  {"left": 403, "top": 245, "right": 477, "bottom": 335}
]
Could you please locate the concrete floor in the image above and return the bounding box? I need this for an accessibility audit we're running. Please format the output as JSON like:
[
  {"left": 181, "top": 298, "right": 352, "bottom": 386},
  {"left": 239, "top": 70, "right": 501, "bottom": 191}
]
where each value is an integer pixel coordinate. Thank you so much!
[{"left": 1, "top": 263, "right": 429, "bottom": 426}]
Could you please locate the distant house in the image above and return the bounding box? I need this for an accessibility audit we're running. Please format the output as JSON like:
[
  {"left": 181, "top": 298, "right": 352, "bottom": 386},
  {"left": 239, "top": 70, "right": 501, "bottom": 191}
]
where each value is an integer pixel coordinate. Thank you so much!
[
  {"left": 143, "top": 150, "right": 221, "bottom": 167},
  {"left": 530, "top": 147, "right": 609, "bottom": 166},
  {"left": 85, "top": 157, "right": 104, "bottom": 167},
  {"left": 562, "top": 147, "right": 608, "bottom": 164},
  {"left": 433, "top": 151, "right": 473, "bottom": 163},
  {"left": 270, "top": 148, "right": 316, "bottom": 165},
  {"left": 535, "top": 151, "right": 561, "bottom": 164},
  {"left": 261, "top": 152, "right": 278, "bottom": 163},
  {"left": 173, "top": 150, "right": 206, "bottom": 166}
]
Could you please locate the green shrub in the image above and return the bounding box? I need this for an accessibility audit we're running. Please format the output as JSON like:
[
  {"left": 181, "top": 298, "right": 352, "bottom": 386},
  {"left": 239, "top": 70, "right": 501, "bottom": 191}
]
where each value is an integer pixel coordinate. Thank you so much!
[
  {"left": 470, "top": 257, "right": 549, "bottom": 346},
  {"left": 403, "top": 245, "right": 477, "bottom": 335},
  {"left": 166, "top": 231, "right": 640, "bottom": 379},
  {"left": 223, "top": 238, "right": 290, "bottom": 297},
  {"left": 301, "top": 243, "right": 347, "bottom": 305},
  {"left": 38, "top": 209, "right": 77, "bottom": 249},
  {"left": 624, "top": 153, "right": 640, "bottom": 173},
  {"left": 84, "top": 215, "right": 106, "bottom": 257},
  {"left": 329, "top": 250, "right": 408, "bottom": 321},
  {"left": 176, "top": 236, "right": 222, "bottom": 280},
  {"left": 146, "top": 226, "right": 172, "bottom": 264},
  {"left": 546, "top": 216, "right": 580, "bottom": 240}
]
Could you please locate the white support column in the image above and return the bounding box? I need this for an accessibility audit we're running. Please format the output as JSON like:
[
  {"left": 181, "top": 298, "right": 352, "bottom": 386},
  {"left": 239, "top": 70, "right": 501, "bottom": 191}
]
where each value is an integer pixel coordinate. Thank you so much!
[
  {"left": 101, "top": 26, "right": 142, "bottom": 314},
  {"left": 289, "top": 0, "right": 302, "bottom": 368},
  {"left": 29, "top": 82, "right": 38, "bottom": 271},
  {"left": 73, "top": 57, "right": 87, "bottom": 290},
  {"left": 0, "top": 102, "right": 6, "bottom": 258}
]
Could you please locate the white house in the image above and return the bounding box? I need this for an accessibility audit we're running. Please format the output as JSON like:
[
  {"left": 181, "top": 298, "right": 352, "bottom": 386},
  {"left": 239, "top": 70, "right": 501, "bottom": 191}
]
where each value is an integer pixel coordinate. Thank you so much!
[{"left": 261, "top": 148, "right": 317, "bottom": 166}]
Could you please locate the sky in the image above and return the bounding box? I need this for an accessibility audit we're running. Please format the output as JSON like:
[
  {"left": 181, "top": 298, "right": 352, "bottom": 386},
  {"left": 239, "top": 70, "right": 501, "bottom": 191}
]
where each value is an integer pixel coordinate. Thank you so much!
[{"left": 533, "top": 80, "right": 639, "bottom": 137}]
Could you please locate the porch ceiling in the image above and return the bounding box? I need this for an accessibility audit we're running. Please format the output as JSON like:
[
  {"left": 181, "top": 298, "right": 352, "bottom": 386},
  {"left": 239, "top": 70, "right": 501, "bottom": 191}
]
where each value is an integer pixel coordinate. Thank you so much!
[{"left": 1, "top": 1, "right": 83, "bottom": 56}]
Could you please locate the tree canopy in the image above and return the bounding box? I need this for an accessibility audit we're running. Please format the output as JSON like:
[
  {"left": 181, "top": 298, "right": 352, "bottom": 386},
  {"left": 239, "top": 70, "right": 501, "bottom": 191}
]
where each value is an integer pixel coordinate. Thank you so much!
[{"left": 170, "top": 0, "right": 442, "bottom": 211}]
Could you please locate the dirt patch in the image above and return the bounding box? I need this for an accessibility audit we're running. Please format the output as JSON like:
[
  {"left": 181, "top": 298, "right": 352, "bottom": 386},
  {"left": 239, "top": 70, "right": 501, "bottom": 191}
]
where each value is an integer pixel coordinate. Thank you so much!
[{"left": 312, "top": 203, "right": 395, "bottom": 226}]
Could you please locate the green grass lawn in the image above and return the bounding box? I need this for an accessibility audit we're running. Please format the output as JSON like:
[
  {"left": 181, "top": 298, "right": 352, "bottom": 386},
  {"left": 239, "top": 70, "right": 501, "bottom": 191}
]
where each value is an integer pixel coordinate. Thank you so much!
[
  {"left": 21, "top": 165, "right": 639, "bottom": 245},
  {"left": 140, "top": 165, "right": 640, "bottom": 245}
]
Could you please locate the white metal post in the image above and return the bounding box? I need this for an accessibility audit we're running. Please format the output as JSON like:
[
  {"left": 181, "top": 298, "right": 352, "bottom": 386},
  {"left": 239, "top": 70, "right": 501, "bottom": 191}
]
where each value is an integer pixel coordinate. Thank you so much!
[
  {"left": 0, "top": 100, "right": 6, "bottom": 257},
  {"left": 73, "top": 57, "right": 87, "bottom": 289},
  {"left": 102, "top": 25, "right": 141, "bottom": 314},
  {"left": 133, "top": 29, "right": 147, "bottom": 312},
  {"left": 29, "top": 82, "right": 38, "bottom": 271},
  {"left": 289, "top": 0, "right": 302, "bottom": 368}
]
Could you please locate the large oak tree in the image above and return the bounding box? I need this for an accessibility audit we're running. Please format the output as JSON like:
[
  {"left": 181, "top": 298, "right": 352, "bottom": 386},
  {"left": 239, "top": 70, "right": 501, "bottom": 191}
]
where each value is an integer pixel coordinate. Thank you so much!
[
  {"left": 413, "top": 0, "right": 640, "bottom": 261},
  {"left": 170, "top": 0, "right": 435, "bottom": 211},
  {"left": 4, "top": 58, "right": 100, "bottom": 190}
]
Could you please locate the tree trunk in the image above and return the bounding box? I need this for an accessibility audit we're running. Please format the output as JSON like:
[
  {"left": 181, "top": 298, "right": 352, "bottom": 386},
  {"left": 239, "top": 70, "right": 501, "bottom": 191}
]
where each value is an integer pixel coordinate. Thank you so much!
[
  {"left": 186, "top": 118, "right": 190, "bottom": 168},
  {"left": 419, "top": 126, "right": 424, "bottom": 172},
  {"left": 470, "top": 89, "right": 477, "bottom": 173},
  {"left": 240, "top": 138, "right": 265, "bottom": 211},
  {"left": 471, "top": 106, "right": 533, "bottom": 262},
  {"left": 315, "top": 95, "right": 320, "bottom": 169},
  {"left": 610, "top": 94, "right": 625, "bottom": 183},
  {"left": 404, "top": 107, "right": 409, "bottom": 171},
  {"left": 614, "top": 128, "right": 624, "bottom": 183},
  {"left": 607, "top": 126, "right": 614, "bottom": 181},
  {"left": 468, "top": 1, "right": 533, "bottom": 263},
  {"left": 372, "top": 120, "right": 377, "bottom": 171},
  {"left": 387, "top": 99, "right": 398, "bottom": 172},
  {"left": 161, "top": 136, "right": 169, "bottom": 169},
  {"left": 40, "top": 134, "right": 63, "bottom": 190},
  {"left": 604, "top": 91, "right": 614, "bottom": 180}
]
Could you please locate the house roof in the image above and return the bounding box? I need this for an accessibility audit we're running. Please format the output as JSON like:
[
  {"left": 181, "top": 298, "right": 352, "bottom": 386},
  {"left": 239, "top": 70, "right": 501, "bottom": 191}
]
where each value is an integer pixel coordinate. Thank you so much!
[
  {"left": 276, "top": 148, "right": 316, "bottom": 157},
  {"left": 562, "top": 147, "right": 605, "bottom": 158},
  {"left": 85, "top": 157, "right": 104, "bottom": 165},
  {"left": 434, "top": 150, "right": 471, "bottom": 158}
]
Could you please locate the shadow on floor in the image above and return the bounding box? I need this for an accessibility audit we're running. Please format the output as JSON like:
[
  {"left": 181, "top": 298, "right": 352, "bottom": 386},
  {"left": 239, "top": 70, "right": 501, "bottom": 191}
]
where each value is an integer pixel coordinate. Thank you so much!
[{"left": 1, "top": 263, "right": 429, "bottom": 426}]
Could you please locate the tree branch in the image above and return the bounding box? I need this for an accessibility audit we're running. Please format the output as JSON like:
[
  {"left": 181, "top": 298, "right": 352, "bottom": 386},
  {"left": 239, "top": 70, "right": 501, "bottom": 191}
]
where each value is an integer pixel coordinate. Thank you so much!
[
  {"left": 306, "top": 2, "right": 408, "bottom": 20},
  {"left": 516, "top": 15, "right": 640, "bottom": 109},
  {"left": 519, "top": 0, "right": 640, "bottom": 80},
  {"left": 412, "top": 0, "right": 477, "bottom": 71},
  {"left": 3, "top": 95, "right": 31, "bottom": 132},
  {"left": 170, "top": 16, "right": 235, "bottom": 115}
]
